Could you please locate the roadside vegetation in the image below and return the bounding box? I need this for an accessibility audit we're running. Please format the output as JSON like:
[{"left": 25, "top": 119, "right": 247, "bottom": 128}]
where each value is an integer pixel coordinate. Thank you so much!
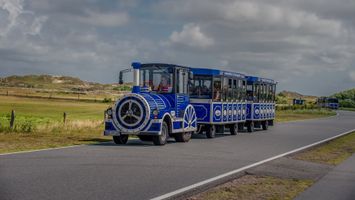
[
  {"left": 275, "top": 91, "right": 336, "bottom": 122},
  {"left": 276, "top": 109, "right": 335, "bottom": 122},
  {"left": 188, "top": 175, "right": 312, "bottom": 200},
  {"left": 0, "top": 96, "right": 112, "bottom": 153},
  {"left": 332, "top": 88, "right": 355, "bottom": 109},
  {"left": 292, "top": 131, "right": 355, "bottom": 165}
]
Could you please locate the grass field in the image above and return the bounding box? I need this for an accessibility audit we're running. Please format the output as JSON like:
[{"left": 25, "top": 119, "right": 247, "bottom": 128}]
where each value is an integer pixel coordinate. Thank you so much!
[
  {"left": 0, "top": 96, "right": 113, "bottom": 153},
  {"left": 0, "top": 95, "right": 337, "bottom": 153},
  {"left": 275, "top": 109, "right": 335, "bottom": 122}
]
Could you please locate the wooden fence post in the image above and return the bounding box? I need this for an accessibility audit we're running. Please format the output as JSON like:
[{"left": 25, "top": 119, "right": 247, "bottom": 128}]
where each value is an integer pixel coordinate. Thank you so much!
[
  {"left": 63, "top": 112, "right": 67, "bottom": 124},
  {"left": 10, "top": 110, "right": 15, "bottom": 129}
]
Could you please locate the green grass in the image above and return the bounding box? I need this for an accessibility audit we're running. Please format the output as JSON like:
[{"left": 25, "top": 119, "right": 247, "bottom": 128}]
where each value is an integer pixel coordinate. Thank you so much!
[
  {"left": 0, "top": 96, "right": 113, "bottom": 153},
  {"left": 339, "top": 107, "right": 355, "bottom": 111},
  {"left": 292, "top": 132, "right": 355, "bottom": 165},
  {"left": 189, "top": 175, "right": 313, "bottom": 200},
  {"left": 276, "top": 109, "right": 336, "bottom": 122},
  {"left": 0, "top": 96, "right": 110, "bottom": 123}
]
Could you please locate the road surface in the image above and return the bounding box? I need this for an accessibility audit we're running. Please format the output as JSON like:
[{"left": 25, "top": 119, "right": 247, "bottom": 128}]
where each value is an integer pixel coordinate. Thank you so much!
[{"left": 1, "top": 111, "right": 355, "bottom": 200}]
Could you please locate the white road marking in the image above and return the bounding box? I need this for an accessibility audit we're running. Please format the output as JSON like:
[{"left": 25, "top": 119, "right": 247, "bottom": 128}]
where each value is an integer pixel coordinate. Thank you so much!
[
  {"left": 0, "top": 144, "right": 86, "bottom": 156},
  {"left": 150, "top": 128, "right": 355, "bottom": 200}
]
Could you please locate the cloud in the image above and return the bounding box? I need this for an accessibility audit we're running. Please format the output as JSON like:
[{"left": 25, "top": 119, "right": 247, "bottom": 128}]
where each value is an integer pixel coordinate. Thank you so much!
[
  {"left": 0, "top": 0, "right": 47, "bottom": 36},
  {"left": 76, "top": 11, "right": 129, "bottom": 27},
  {"left": 0, "top": 0, "right": 355, "bottom": 96},
  {"left": 350, "top": 71, "right": 355, "bottom": 81},
  {"left": 169, "top": 23, "right": 214, "bottom": 48}
]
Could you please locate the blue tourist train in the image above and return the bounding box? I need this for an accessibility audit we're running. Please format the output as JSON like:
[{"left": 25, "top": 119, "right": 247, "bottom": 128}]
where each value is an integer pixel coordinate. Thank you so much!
[
  {"left": 104, "top": 62, "right": 276, "bottom": 145},
  {"left": 317, "top": 97, "right": 339, "bottom": 109}
]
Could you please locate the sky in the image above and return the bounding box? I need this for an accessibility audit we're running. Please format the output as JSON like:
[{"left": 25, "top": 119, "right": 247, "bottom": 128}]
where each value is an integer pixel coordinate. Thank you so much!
[{"left": 0, "top": 0, "right": 355, "bottom": 95}]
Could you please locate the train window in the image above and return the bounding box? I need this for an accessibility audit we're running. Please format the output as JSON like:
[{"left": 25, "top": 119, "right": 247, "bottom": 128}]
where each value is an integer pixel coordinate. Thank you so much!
[
  {"left": 222, "top": 77, "right": 228, "bottom": 101},
  {"left": 176, "top": 69, "right": 189, "bottom": 94},
  {"left": 140, "top": 66, "right": 173, "bottom": 93},
  {"left": 246, "top": 82, "right": 253, "bottom": 101},
  {"left": 262, "top": 84, "right": 266, "bottom": 102},
  {"left": 269, "top": 84, "right": 273, "bottom": 102},
  {"left": 213, "top": 77, "right": 222, "bottom": 101},
  {"left": 228, "top": 78, "right": 233, "bottom": 101},
  {"left": 242, "top": 80, "right": 246, "bottom": 101},
  {"left": 189, "top": 75, "right": 212, "bottom": 99},
  {"left": 253, "top": 83, "right": 260, "bottom": 102},
  {"left": 233, "top": 79, "right": 238, "bottom": 101}
]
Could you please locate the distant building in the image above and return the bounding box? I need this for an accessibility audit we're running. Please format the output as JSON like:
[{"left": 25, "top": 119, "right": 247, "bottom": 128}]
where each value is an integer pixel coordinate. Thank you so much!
[{"left": 293, "top": 98, "right": 305, "bottom": 105}]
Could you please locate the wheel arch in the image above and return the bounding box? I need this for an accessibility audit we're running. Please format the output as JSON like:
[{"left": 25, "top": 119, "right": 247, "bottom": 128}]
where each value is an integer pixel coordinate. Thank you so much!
[{"left": 161, "top": 113, "right": 173, "bottom": 135}]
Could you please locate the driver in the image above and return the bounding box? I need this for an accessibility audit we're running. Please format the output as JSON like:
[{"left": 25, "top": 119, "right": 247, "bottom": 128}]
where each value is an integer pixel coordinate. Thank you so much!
[{"left": 157, "top": 75, "right": 171, "bottom": 92}]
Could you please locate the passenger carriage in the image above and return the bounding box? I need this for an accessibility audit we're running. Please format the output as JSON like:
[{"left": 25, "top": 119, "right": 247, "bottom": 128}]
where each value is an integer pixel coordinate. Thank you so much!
[
  {"left": 245, "top": 76, "right": 276, "bottom": 132},
  {"left": 189, "top": 68, "right": 247, "bottom": 138},
  {"left": 104, "top": 62, "right": 277, "bottom": 145}
]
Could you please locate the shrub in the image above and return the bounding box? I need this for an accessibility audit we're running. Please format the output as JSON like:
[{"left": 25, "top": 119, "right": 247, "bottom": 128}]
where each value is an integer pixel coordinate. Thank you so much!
[
  {"left": 339, "top": 99, "right": 355, "bottom": 108},
  {"left": 102, "top": 98, "right": 112, "bottom": 103}
]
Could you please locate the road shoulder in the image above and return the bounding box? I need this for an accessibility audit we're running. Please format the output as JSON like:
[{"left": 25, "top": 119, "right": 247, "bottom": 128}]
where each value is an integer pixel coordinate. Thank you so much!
[{"left": 296, "top": 154, "right": 355, "bottom": 200}]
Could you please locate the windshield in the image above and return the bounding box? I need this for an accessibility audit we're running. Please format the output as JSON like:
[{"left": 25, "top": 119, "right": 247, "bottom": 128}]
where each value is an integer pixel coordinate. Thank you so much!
[
  {"left": 328, "top": 98, "right": 338, "bottom": 103},
  {"left": 140, "top": 66, "right": 173, "bottom": 93}
]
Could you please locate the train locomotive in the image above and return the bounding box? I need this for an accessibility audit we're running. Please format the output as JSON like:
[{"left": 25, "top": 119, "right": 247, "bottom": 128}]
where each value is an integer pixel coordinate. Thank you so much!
[{"left": 104, "top": 62, "right": 276, "bottom": 145}]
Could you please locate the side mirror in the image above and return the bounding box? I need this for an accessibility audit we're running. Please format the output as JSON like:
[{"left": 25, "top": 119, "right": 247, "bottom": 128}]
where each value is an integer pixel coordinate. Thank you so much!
[
  {"left": 189, "top": 71, "right": 193, "bottom": 79},
  {"left": 119, "top": 71, "right": 123, "bottom": 84}
]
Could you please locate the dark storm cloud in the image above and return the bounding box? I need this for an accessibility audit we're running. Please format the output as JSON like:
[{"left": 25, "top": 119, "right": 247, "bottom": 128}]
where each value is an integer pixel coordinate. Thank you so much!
[{"left": 0, "top": 0, "right": 354, "bottom": 95}]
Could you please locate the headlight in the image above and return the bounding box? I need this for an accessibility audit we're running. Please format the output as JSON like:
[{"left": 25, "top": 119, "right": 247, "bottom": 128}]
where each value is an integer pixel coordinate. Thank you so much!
[
  {"left": 106, "top": 107, "right": 113, "bottom": 119},
  {"left": 153, "top": 109, "right": 159, "bottom": 117}
]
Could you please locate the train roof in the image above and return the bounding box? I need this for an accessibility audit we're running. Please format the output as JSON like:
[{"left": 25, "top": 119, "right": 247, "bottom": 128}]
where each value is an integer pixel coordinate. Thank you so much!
[
  {"left": 132, "top": 62, "right": 190, "bottom": 69},
  {"left": 132, "top": 62, "right": 275, "bottom": 83},
  {"left": 191, "top": 68, "right": 245, "bottom": 78},
  {"left": 246, "top": 76, "right": 276, "bottom": 84}
]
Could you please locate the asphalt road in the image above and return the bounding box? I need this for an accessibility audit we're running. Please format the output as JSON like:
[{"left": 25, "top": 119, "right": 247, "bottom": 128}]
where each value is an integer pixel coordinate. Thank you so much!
[{"left": 1, "top": 111, "right": 355, "bottom": 200}]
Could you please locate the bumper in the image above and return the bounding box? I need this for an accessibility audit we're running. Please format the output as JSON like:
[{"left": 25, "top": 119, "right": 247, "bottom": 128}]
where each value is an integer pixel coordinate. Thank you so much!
[{"left": 104, "top": 120, "right": 161, "bottom": 136}]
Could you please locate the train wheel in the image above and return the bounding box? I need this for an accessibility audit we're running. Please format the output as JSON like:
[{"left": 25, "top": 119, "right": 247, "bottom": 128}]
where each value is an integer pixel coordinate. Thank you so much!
[
  {"left": 268, "top": 120, "right": 274, "bottom": 126},
  {"left": 262, "top": 121, "right": 269, "bottom": 130},
  {"left": 174, "top": 132, "right": 192, "bottom": 142},
  {"left": 113, "top": 135, "right": 129, "bottom": 144},
  {"left": 206, "top": 125, "right": 216, "bottom": 138},
  {"left": 138, "top": 135, "right": 153, "bottom": 141},
  {"left": 247, "top": 122, "right": 254, "bottom": 133},
  {"left": 230, "top": 123, "right": 238, "bottom": 135},
  {"left": 153, "top": 121, "right": 168, "bottom": 145},
  {"left": 238, "top": 123, "right": 244, "bottom": 132}
]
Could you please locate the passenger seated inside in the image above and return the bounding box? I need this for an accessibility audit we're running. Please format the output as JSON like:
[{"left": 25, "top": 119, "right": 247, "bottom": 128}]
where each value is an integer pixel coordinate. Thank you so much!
[
  {"left": 156, "top": 75, "right": 172, "bottom": 93},
  {"left": 213, "top": 81, "right": 221, "bottom": 101}
]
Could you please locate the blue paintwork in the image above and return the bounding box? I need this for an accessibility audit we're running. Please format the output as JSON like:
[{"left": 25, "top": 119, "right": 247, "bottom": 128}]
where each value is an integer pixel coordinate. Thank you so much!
[
  {"left": 191, "top": 68, "right": 220, "bottom": 76},
  {"left": 246, "top": 102, "right": 276, "bottom": 121},
  {"left": 246, "top": 76, "right": 275, "bottom": 84},
  {"left": 131, "top": 62, "right": 141, "bottom": 69},
  {"left": 105, "top": 62, "right": 276, "bottom": 137}
]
